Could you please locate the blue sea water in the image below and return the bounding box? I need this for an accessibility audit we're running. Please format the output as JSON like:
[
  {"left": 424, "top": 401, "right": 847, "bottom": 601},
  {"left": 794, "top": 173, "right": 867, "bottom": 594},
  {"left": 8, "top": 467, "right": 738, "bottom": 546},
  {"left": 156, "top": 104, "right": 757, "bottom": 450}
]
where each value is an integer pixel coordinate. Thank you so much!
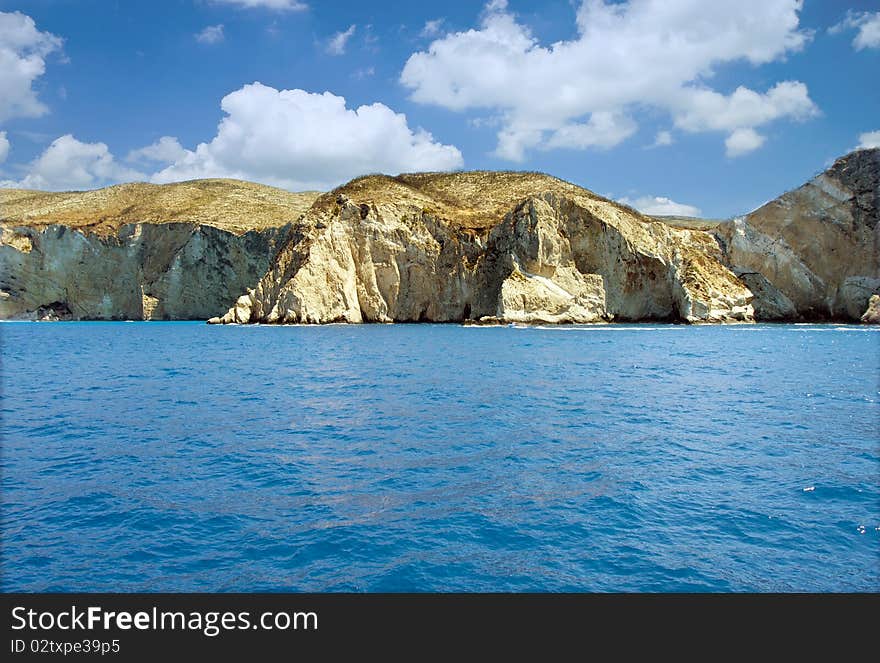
[{"left": 1, "top": 322, "right": 878, "bottom": 592}]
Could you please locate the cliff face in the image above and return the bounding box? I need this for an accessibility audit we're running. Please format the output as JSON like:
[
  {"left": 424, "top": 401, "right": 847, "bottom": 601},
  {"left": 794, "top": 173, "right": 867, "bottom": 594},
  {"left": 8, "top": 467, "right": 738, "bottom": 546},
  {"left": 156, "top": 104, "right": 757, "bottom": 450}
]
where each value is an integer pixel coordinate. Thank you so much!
[
  {"left": 0, "top": 179, "right": 318, "bottom": 320},
  {"left": 212, "top": 172, "right": 753, "bottom": 325},
  {"left": 713, "top": 148, "right": 879, "bottom": 321},
  {"left": 0, "top": 223, "right": 290, "bottom": 320},
  {"left": 4, "top": 154, "right": 876, "bottom": 325}
]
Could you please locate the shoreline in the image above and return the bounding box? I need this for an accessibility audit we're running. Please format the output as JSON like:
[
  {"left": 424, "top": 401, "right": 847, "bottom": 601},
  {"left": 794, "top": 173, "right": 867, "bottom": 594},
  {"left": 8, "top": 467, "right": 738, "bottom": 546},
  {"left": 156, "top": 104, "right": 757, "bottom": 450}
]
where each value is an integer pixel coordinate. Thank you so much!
[{"left": 2, "top": 318, "right": 877, "bottom": 327}]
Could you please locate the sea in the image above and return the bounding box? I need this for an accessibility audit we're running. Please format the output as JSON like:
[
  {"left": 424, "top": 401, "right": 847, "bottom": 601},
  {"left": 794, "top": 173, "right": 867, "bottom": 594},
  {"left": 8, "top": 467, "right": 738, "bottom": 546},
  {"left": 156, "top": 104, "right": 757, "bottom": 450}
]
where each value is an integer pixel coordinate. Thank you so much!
[{"left": 1, "top": 322, "right": 878, "bottom": 592}]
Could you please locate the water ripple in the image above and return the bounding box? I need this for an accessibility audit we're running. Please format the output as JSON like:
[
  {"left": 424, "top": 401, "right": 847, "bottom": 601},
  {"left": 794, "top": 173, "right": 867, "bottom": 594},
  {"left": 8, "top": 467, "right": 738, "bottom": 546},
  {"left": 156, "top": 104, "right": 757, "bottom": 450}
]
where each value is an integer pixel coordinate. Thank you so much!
[{"left": 1, "top": 322, "right": 878, "bottom": 592}]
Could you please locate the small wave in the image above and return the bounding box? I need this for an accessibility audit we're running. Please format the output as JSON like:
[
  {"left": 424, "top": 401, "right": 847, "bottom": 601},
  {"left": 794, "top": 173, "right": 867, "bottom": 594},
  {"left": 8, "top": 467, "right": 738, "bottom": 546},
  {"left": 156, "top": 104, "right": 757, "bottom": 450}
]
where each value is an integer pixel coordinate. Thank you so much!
[
  {"left": 792, "top": 326, "right": 877, "bottom": 332},
  {"left": 529, "top": 325, "right": 681, "bottom": 332}
]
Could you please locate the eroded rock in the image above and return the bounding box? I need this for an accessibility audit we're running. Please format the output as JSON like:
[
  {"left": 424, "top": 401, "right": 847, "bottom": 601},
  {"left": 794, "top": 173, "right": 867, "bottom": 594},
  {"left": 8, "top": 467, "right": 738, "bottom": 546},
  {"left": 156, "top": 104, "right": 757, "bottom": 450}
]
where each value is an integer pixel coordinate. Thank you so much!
[
  {"left": 213, "top": 174, "right": 754, "bottom": 325},
  {"left": 861, "top": 294, "right": 880, "bottom": 324},
  {"left": 713, "top": 148, "right": 879, "bottom": 321}
]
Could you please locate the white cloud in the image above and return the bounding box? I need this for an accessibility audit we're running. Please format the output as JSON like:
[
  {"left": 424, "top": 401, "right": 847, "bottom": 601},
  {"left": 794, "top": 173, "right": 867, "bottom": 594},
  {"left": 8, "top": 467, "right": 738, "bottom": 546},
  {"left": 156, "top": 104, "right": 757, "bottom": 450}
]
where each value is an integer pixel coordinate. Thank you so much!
[
  {"left": 150, "top": 82, "right": 463, "bottom": 191},
  {"left": 485, "top": 0, "right": 509, "bottom": 12},
  {"left": 211, "top": 0, "right": 307, "bottom": 11},
  {"left": 541, "top": 111, "right": 637, "bottom": 157},
  {"left": 619, "top": 195, "right": 702, "bottom": 217},
  {"left": 854, "top": 15, "right": 880, "bottom": 50},
  {"left": 0, "top": 11, "right": 63, "bottom": 123},
  {"left": 126, "top": 136, "right": 188, "bottom": 164},
  {"left": 650, "top": 130, "right": 673, "bottom": 148},
  {"left": 196, "top": 25, "right": 225, "bottom": 44},
  {"left": 1, "top": 86, "right": 464, "bottom": 193},
  {"left": 673, "top": 81, "right": 817, "bottom": 134},
  {"left": 856, "top": 130, "right": 880, "bottom": 150},
  {"left": 421, "top": 19, "right": 445, "bottom": 38},
  {"left": 829, "top": 11, "right": 880, "bottom": 50},
  {"left": 725, "top": 127, "right": 766, "bottom": 157},
  {"left": 2, "top": 134, "right": 143, "bottom": 191},
  {"left": 401, "top": 0, "right": 815, "bottom": 160},
  {"left": 326, "top": 24, "right": 356, "bottom": 55}
]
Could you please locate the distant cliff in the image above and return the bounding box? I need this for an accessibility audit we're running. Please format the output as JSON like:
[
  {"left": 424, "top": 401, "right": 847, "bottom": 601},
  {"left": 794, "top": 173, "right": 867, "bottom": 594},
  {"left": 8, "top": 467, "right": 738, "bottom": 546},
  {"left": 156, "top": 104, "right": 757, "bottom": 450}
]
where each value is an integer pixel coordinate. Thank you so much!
[
  {"left": 0, "top": 179, "right": 318, "bottom": 320},
  {"left": 1, "top": 152, "right": 877, "bottom": 324},
  {"left": 713, "top": 148, "right": 879, "bottom": 321},
  {"left": 0, "top": 222, "right": 295, "bottom": 320}
]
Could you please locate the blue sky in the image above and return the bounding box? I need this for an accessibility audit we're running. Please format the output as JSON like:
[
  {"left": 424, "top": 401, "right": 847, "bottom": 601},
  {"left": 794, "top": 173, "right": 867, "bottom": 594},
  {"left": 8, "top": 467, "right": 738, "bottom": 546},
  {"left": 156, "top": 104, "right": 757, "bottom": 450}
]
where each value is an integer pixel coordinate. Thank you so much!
[{"left": 0, "top": 0, "right": 878, "bottom": 218}]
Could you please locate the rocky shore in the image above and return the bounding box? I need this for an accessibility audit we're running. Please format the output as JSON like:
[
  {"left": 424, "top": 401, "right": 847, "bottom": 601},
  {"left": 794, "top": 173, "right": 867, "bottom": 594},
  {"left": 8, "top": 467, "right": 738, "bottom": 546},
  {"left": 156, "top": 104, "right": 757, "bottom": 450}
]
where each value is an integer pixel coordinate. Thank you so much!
[{"left": 1, "top": 149, "right": 877, "bottom": 324}]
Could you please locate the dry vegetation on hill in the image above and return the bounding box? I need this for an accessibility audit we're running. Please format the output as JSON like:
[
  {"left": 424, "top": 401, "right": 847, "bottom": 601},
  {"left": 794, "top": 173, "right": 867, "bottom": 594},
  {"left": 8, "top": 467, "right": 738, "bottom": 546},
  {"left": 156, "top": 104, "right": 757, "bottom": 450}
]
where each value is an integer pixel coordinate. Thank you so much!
[
  {"left": 0, "top": 179, "right": 321, "bottom": 235},
  {"left": 1, "top": 171, "right": 657, "bottom": 235},
  {"left": 314, "top": 170, "right": 648, "bottom": 229}
]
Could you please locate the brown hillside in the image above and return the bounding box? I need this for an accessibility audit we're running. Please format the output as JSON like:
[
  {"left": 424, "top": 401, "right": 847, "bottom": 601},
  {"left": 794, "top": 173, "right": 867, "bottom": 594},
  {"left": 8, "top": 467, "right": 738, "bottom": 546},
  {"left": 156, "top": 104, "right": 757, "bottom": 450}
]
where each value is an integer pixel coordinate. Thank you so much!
[
  {"left": 0, "top": 179, "right": 321, "bottom": 235},
  {"left": 313, "top": 171, "right": 647, "bottom": 230}
]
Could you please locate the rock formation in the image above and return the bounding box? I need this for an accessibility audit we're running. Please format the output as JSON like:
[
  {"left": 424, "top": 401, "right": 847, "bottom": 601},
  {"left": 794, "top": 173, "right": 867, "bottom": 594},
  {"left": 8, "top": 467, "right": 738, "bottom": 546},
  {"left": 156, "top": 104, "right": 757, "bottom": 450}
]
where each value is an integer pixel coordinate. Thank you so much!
[
  {"left": 210, "top": 172, "right": 752, "bottom": 324},
  {"left": 713, "top": 147, "right": 879, "bottom": 322},
  {"left": 0, "top": 179, "right": 318, "bottom": 320},
  {"left": 862, "top": 294, "right": 880, "bottom": 324},
  {"left": 2, "top": 151, "right": 877, "bottom": 325}
]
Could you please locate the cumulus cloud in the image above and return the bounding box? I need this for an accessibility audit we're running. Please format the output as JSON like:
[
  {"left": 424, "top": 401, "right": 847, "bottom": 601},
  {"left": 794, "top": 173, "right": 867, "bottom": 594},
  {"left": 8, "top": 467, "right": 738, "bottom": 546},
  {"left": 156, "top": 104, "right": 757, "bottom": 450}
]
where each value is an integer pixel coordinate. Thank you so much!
[
  {"left": 0, "top": 11, "right": 64, "bottom": 123},
  {"left": 856, "top": 130, "right": 880, "bottom": 150},
  {"left": 326, "top": 25, "right": 356, "bottom": 55},
  {"left": 126, "top": 136, "right": 188, "bottom": 164},
  {"left": 401, "top": 0, "right": 815, "bottom": 160},
  {"left": 673, "top": 81, "right": 816, "bottom": 134},
  {"left": 196, "top": 25, "right": 225, "bottom": 44},
  {"left": 618, "top": 195, "right": 702, "bottom": 217},
  {"left": 211, "top": 0, "right": 307, "bottom": 11},
  {"left": 1, "top": 86, "right": 463, "bottom": 192},
  {"left": 725, "top": 127, "right": 766, "bottom": 157},
  {"left": 150, "top": 82, "right": 463, "bottom": 191},
  {"left": 829, "top": 11, "right": 880, "bottom": 50},
  {"left": 543, "top": 111, "right": 637, "bottom": 153},
  {"left": 2, "top": 134, "right": 143, "bottom": 191}
]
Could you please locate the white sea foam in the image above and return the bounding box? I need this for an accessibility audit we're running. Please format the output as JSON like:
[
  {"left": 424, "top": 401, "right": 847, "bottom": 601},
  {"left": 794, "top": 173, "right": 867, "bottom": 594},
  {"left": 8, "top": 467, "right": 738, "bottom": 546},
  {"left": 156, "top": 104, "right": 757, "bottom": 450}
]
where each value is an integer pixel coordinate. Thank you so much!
[{"left": 529, "top": 325, "right": 681, "bottom": 332}]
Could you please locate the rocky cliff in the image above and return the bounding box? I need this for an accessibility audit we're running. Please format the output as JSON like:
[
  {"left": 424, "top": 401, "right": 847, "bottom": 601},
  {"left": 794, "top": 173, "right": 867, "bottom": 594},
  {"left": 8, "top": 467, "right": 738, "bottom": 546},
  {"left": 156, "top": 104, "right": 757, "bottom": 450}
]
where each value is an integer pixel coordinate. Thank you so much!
[
  {"left": 0, "top": 179, "right": 318, "bottom": 320},
  {"left": 210, "top": 172, "right": 753, "bottom": 325},
  {"left": 3, "top": 152, "right": 877, "bottom": 325},
  {"left": 713, "top": 148, "right": 879, "bottom": 321}
]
